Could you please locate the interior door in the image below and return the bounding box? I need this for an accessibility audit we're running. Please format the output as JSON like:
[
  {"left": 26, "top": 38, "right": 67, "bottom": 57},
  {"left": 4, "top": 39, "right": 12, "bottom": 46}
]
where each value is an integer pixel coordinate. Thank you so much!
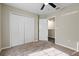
[
  {"left": 24, "top": 17, "right": 34, "bottom": 43},
  {"left": 39, "top": 19, "right": 48, "bottom": 41},
  {"left": 10, "top": 14, "right": 24, "bottom": 47}
]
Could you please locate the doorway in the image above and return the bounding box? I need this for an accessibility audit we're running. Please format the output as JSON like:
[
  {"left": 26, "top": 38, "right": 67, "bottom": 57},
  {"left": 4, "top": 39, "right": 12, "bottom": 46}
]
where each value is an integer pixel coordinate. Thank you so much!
[{"left": 48, "top": 17, "right": 55, "bottom": 43}]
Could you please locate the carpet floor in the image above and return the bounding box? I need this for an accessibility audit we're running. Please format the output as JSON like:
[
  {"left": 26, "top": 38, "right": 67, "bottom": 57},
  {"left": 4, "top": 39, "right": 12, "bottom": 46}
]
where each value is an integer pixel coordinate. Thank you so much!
[{"left": 0, "top": 40, "right": 78, "bottom": 56}]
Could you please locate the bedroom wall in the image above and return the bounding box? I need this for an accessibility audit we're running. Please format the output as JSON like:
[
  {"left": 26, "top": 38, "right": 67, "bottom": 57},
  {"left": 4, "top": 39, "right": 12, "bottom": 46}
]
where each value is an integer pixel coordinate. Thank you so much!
[
  {"left": 48, "top": 4, "right": 79, "bottom": 51},
  {"left": 1, "top": 4, "right": 39, "bottom": 48}
]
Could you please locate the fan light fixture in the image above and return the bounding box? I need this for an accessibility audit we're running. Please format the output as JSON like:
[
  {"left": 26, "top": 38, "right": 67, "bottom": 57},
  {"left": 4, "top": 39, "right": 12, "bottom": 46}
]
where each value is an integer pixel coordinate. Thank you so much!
[{"left": 41, "top": 3, "right": 56, "bottom": 10}]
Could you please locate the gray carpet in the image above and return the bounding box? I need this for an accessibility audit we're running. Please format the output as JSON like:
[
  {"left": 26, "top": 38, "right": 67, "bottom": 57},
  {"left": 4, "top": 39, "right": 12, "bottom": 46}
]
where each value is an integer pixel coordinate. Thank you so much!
[{"left": 0, "top": 40, "right": 77, "bottom": 56}]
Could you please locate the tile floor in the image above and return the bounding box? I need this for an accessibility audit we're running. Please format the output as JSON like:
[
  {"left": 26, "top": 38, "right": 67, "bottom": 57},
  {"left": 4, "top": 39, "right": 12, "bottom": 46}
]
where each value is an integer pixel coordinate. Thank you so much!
[{"left": 0, "top": 40, "right": 78, "bottom": 56}]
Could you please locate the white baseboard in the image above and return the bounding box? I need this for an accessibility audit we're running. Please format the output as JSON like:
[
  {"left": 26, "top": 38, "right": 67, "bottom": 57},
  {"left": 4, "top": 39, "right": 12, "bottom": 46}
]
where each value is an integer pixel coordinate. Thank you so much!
[
  {"left": 1, "top": 46, "right": 11, "bottom": 50},
  {"left": 56, "top": 42, "right": 78, "bottom": 52}
]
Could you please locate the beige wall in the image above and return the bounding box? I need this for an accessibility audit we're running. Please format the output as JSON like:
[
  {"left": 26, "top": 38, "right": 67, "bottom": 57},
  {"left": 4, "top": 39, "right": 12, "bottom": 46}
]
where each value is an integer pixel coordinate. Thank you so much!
[
  {"left": 48, "top": 4, "right": 79, "bottom": 51},
  {"left": 0, "top": 4, "right": 2, "bottom": 51},
  {"left": 1, "top": 4, "right": 39, "bottom": 48}
]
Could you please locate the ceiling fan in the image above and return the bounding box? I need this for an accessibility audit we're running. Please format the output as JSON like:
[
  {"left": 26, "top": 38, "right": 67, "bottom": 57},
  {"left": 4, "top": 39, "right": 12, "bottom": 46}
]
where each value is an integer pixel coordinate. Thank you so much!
[{"left": 41, "top": 3, "right": 57, "bottom": 10}]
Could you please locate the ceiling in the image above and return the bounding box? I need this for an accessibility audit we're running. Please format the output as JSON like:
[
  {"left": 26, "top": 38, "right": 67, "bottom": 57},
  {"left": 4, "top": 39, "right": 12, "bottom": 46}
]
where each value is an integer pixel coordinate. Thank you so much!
[{"left": 5, "top": 3, "right": 72, "bottom": 15}]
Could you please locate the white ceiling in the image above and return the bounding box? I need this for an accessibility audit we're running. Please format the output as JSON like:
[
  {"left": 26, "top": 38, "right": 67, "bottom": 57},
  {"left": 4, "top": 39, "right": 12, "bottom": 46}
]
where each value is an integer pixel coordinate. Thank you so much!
[{"left": 5, "top": 3, "right": 72, "bottom": 15}]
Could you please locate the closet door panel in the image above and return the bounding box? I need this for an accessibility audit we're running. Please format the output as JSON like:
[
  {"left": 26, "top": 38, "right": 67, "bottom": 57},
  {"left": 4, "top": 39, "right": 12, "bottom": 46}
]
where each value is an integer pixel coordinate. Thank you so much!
[
  {"left": 24, "top": 17, "right": 34, "bottom": 43},
  {"left": 10, "top": 14, "right": 24, "bottom": 47}
]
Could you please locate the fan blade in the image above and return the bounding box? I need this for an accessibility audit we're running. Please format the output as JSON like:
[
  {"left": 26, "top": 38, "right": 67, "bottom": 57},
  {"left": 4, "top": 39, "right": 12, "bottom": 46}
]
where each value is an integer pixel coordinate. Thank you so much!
[
  {"left": 48, "top": 3, "right": 56, "bottom": 8},
  {"left": 41, "top": 4, "right": 45, "bottom": 10}
]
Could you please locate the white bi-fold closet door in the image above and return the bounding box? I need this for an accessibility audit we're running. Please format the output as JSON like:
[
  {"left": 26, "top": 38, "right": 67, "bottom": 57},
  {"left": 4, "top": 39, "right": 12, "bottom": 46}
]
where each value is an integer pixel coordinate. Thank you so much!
[
  {"left": 10, "top": 13, "right": 34, "bottom": 47},
  {"left": 24, "top": 17, "right": 34, "bottom": 43}
]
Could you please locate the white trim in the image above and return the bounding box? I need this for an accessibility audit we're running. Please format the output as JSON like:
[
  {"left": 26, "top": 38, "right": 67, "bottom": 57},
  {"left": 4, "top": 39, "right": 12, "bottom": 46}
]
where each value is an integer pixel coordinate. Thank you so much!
[
  {"left": 56, "top": 42, "right": 77, "bottom": 51},
  {"left": 1, "top": 46, "right": 10, "bottom": 50}
]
